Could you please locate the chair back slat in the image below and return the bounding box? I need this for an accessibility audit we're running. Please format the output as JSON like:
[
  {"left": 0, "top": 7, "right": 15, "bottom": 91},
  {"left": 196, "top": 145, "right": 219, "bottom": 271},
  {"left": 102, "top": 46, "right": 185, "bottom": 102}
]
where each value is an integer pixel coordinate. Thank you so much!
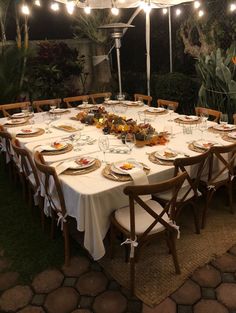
[
  {"left": 157, "top": 99, "right": 179, "bottom": 111},
  {"left": 134, "top": 94, "right": 152, "bottom": 106},
  {"left": 195, "top": 107, "right": 221, "bottom": 122},
  {"left": 89, "top": 92, "right": 112, "bottom": 104},
  {"left": 0, "top": 102, "right": 31, "bottom": 117},
  {"left": 32, "top": 99, "right": 61, "bottom": 112},
  {"left": 63, "top": 95, "right": 89, "bottom": 108}
]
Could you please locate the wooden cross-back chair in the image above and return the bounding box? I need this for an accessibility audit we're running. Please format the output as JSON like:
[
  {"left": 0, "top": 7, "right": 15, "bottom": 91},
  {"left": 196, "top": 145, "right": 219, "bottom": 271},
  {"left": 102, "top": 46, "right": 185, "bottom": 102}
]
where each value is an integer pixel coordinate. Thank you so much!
[
  {"left": 0, "top": 102, "right": 31, "bottom": 117},
  {"left": 34, "top": 151, "right": 70, "bottom": 265},
  {"left": 110, "top": 172, "right": 187, "bottom": 293},
  {"left": 32, "top": 99, "right": 61, "bottom": 112},
  {"left": 63, "top": 95, "right": 89, "bottom": 108},
  {"left": 201, "top": 143, "right": 236, "bottom": 228},
  {"left": 0, "top": 126, "right": 16, "bottom": 177},
  {"left": 89, "top": 92, "right": 112, "bottom": 104},
  {"left": 195, "top": 107, "right": 221, "bottom": 122},
  {"left": 134, "top": 94, "right": 152, "bottom": 106},
  {"left": 11, "top": 138, "right": 44, "bottom": 229},
  {"left": 157, "top": 99, "right": 179, "bottom": 111},
  {"left": 154, "top": 151, "right": 210, "bottom": 234},
  {"left": 233, "top": 113, "right": 236, "bottom": 125}
]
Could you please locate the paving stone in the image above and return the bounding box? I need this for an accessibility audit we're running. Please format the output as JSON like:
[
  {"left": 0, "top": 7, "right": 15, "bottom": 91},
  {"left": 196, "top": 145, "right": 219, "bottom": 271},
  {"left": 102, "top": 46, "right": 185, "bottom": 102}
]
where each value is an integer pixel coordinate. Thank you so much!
[
  {"left": 194, "top": 299, "right": 228, "bottom": 313},
  {"left": 79, "top": 295, "right": 94, "bottom": 309},
  {"left": 18, "top": 305, "right": 45, "bottom": 313},
  {"left": 45, "top": 287, "right": 79, "bottom": 313},
  {"left": 93, "top": 290, "right": 127, "bottom": 313},
  {"left": 32, "top": 269, "right": 64, "bottom": 293},
  {"left": 62, "top": 256, "right": 90, "bottom": 277},
  {"left": 142, "top": 298, "right": 176, "bottom": 313},
  {"left": 108, "top": 280, "right": 121, "bottom": 291},
  {"left": 72, "top": 309, "right": 92, "bottom": 313},
  {"left": 0, "top": 257, "right": 10, "bottom": 272},
  {"left": 201, "top": 287, "right": 216, "bottom": 299},
  {"left": 229, "top": 245, "right": 236, "bottom": 256},
  {"left": 90, "top": 262, "right": 102, "bottom": 272},
  {"left": 212, "top": 254, "right": 236, "bottom": 272},
  {"left": 76, "top": 271, "right": 108, "bottom": 296},
  {"left": 31, "top": 294, "right": 46, "bottom": 306},
  {"left": 217, "top": 283, "right": 236, "bottom": 309},
  {"left": 0, "top": 271, "right": 19, "bottom": 291},
  {"left": 127, "top": 299, "right": 142, "bottom": 313},
  {"left": 192, "top": 265, "right": 221, "bottom": 287},
  {"left": 63, "top": 277, "right": 77, "bottom": 287},
  {"left": 171, "top": 280, "right": 201, "bottom": 305},
  {"left": 178, "top": 305, "right": 193, "bottom": 313},
  {"left": 0, "top": 285, "right": 33, "bottom": 311},
  {"left": 222, "top": 273, "right": 236, "bottom": 283}
]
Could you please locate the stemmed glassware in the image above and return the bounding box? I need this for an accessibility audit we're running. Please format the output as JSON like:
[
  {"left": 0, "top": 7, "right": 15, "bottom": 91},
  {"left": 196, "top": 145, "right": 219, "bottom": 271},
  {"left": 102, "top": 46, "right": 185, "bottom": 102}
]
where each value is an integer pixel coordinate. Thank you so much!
[
  {"left": 125, "top": 133, "right": 136, "bottom": 153},
  {"left": 220, "top": 113, "right": 228, "bottom": 126},
  {"left": 73, "top": 132, "right": 81, "bottom": 152},
  {"left": 167, "top": 104, "right": 175, "bottom": 122},
  {"left": 117, "top": 93, "right": 125, "bottom": 102},
  {"left": 98, "top": 136, "right": 109, "bottom": 163},
  {"left": 199, "top": 118, "right": 208, "bottom": 140}
]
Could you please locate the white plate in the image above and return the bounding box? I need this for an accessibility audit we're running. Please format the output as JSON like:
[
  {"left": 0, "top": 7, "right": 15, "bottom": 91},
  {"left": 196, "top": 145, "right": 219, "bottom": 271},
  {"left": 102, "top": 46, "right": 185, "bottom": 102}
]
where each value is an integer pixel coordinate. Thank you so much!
[
  {"left": 68, "top": 157, "right": 95, "bottom": 169},
  {"left": 50, "top": 108, "right": 67, "bottom": 114},
  {"left": 11, "top": 113, "right": 26, "bottom": 118},
  {"left": 77, "top": 104, "right": 96, "bottom": 109},
  {"left": 155, "top": 150, "right": 179, "bottom": 161},
  {"left": 146, "top": 107, "right": 165, "bottom": 113},
  {"left": 43, "top": 142, "right": 68, "bottom": 151},
  {"left": 213, "top": 124, "right": 236, "bottom": 131},
  {"left": 178, "top": 115, "right": 199, "bottom": 122},
  {"left": 124, "top": 101, "right": 142, "bottom": 106},
  {"left": 5, "top": 118, "right": 27, "bottom": 125},
  {"left": 17, "top": 127, "right": 40, "bottom": 135},
  {"left": 228, "top": 132, "right": 236, "bottom": 139},
  {"left": 111, "top": 160, "right": 143, "bottom": 175},
  {"left": 106, "top": 100, "right": 119, "bottom": 105},
  {"left": 193, "top": 140, "right": 217, "bottom": 150}
]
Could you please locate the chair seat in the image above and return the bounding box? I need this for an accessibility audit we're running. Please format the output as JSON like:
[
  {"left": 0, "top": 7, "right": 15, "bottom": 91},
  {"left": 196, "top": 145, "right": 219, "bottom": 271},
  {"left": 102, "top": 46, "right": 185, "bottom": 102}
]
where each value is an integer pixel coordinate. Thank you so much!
[
  {"left": 155, "top": 185, "right": 201, "bottom": 202},
  {"left": 115, "top": 199, "right": 170, "bottom": 235}
]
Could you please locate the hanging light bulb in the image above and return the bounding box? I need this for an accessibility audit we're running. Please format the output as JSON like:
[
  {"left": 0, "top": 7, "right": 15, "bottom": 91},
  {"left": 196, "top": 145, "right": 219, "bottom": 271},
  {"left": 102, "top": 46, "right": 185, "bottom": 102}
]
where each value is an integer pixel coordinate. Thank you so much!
[
  {"left": 142, "top": 0, "right": 152, "bottom": 13},
  {"left": 51, "top": 2, "right": 59, "bottom": 11},
  {"left": 162, "top": 8, "right": 168, "bottom": 15},
  {"left": 66, "top": 1, "right": 75, "bottom": 15},
  {"left": 21, "top": 4, "right": 30, "bottom": 15},
  {"left": 139, "top": 0, "right": 145, "bottom": 9},
  {"left": 176, "top": 8, "right": 181, "bottom": 16},
  {"left": 230, "top": 3, "right": 236, "bottom": 11},
  {"left": 111, "top": 6, "right": 119, "bottom": 15},
  {"left": 34, "top": 0, "right": 41, "bottom": 6},
  {"left": 198, "top": 9, "right": 204, "bottom": 17},
  {"left": 84, "top": 1, "right": 91, "bottom": 14},
  {"left": 194, "top": 1, "right": 201, "bottom": 9}
]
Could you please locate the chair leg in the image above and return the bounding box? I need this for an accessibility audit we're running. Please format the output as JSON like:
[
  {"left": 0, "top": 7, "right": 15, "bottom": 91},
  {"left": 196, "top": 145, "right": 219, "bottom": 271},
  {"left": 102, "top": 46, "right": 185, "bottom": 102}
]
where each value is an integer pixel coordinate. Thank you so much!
[
  {"left": 110, "top": 223, "right": 115, "bottom": 259},
  {"left": 201, "top": 190, "right": 214, "bottom": 229},
  {"left": 63, "top": 222, "right": 70, "bottom": 266},
  {"left": 38, "top": 197, "right": 45, "bottom": 231},
  {"left": 130, "top": 255, "right": 135, "bottom": 295},
  {"left": 192, "top": 204, "right": 200, "bottom": 234},
  {"left": 168, "top": 231, "right": 181, "bottom": 274},
  {"left": 50, "top": 210, "right": 56, "bottom": 239}
]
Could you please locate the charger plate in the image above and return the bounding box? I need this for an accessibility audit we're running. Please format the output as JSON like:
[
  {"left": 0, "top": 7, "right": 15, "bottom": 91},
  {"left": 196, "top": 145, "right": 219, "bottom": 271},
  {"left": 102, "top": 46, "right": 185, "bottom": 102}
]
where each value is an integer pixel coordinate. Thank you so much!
[{"left": 63, "top": 159, "right": 101, "bottom": 175}]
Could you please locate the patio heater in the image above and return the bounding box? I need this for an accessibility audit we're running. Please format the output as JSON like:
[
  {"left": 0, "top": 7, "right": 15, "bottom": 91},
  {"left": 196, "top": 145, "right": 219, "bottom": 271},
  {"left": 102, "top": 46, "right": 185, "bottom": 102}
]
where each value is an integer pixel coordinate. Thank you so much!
[{"left": 98, "top": 23, "right": 135, "bottom": 96}]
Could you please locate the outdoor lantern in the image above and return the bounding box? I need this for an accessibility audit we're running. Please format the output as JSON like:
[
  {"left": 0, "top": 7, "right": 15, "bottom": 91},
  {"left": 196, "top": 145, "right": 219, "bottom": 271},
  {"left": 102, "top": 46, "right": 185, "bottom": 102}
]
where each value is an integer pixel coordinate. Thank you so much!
[{"left": 98, "top": 23, "right": 135, "bottom": 97}]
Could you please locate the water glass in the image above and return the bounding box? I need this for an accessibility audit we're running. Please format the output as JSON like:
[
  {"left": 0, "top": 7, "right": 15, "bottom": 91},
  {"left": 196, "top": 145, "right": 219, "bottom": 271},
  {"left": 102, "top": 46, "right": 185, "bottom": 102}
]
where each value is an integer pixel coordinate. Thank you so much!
[
  {"left": 73, "top": 133, "right": 81, "bottom": 152},
  {"left": 167, "top": 105, "right": 175, "bottom": 121},
  {"left": 125, "top": 133, "right": 136, "bottom": 153},
  {"left": 117, "top": 93, "right": 125, "bottom": 102},
  {"left": 220, "top": 113, "right": 228, "bottom": 125},
  {"left": 98, "top": 136, "right": 109, "bottom": 163},
  {"left": 104, "top": 96, "right": 110, "bottom": 103},
  {"left": 199, "top": 119, "right": 208, "bottom": 140}
]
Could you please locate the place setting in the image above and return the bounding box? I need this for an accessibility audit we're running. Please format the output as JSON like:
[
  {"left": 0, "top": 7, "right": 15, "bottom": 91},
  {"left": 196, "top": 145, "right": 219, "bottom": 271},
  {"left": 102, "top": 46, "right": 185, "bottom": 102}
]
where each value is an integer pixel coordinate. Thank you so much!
[
  {"left": 174, "top": 115, "right": 201, "bottom": 124},
  {"left": 49, "top": 103, "right": 70, "bottom": 115},
  {"left": 3, "top": 118, "right": 30, "bottom": 128},
  {"left": 53, "top": 156, "right": 101, "bottom": 176},
  {"left": 148, "top": 148, "right": 188, "bottom": 165},
  {"left": 50, "top": 120, "right": 84, "bottom": 133},
  {"left": 144, "top": 107, "right": 167, "bottom": 115},
  {"left": 102, "top": 158, "right": 150, "bottom": 182},
  {"left": 188, "top": 139, "right": 218, "bottom": 153},
  {"left": 15, "top": 126, "right": 45, "bottom": 138},
  {"left": 33, "top": 140, "right": 73, "bottom": 155},
  {"left": 208, "top": 113, "right": 236, "bottom": 133}
]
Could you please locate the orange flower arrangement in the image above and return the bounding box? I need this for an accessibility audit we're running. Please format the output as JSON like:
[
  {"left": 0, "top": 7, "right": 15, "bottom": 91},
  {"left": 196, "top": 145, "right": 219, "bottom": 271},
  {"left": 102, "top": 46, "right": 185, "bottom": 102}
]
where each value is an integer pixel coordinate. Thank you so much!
[{"left": 232, "top": 56, "right": 236, "bottom": 65}]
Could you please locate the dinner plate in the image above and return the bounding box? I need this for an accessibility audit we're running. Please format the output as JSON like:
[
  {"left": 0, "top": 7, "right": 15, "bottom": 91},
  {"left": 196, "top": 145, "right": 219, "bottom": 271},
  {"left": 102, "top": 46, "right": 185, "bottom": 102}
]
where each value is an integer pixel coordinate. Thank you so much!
[
  {"left": 193, "top": 140, "right": 217, "bottom": 150},
  {"left": 42, "top": 142, "right": 68, "bottom": 151},
  {"left": 111, "top": 160, "right": 143, "bottom": 175},
  {"left": 146, "top": 107, "right": 165, "bottom": 113},
  {"left": 5, "top": 118, "right": 27, "bottom": 125},
  {"left": 11, "top": 113, "right": 26, "bottom": 118},
  {"left": 227, "top": 132, "right": 236, "bottom": 139},
  {"left": 49, "top": 108, "right": 68, "bottom": 114},
  {"left": 178, "top": 115, "right": 199, "bottom": 122},
  {"left": 124, "top": 101, "right": 142, "bottom": 106},
  {"left": 212, "top": 124, "right": 236, "bottom": 131},
  {"left": 17, "top": 127, "right": 40, "bottom": 135},
  {"left": 68, "top": 157, "right": 96, "bottom": 169},
  {"left": 154, "top": 150, "right": 178, "bottom": 161},
  {"left": 106, "top": 100, "right": 119, "bottom": 105},
  {"left": 78, "top": 104, "right": 96, "bottom": 109}
]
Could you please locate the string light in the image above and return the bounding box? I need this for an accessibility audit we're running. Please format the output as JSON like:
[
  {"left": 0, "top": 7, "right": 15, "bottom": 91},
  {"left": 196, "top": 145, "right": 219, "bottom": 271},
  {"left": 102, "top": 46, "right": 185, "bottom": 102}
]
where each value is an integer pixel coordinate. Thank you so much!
[
  {"left": 194, "top": 1, "right": 201, "bottom": 9},
  {"left": 176, "top": 8, "right": 181, "bottom": 16},
  {"left": 66, "top": 1, "right": 75, "bottom": 15},
  {"left": 84, "top": 5, "right": 91, "bottom": 14},
  {"left": 162, "top": 8, "right": 168, "bottom": 15},
  {"left": 21, "top": 4, "right": 30, "bottom": 15},
  {"left": 51, "top": 2, "right": 59, "bottom": 11},
  {"left": 111, "top": 6, "right": 119, "bottom": 15},
  {"left": 198, "top": 9, "right": 204, "bottom": 17},
  {"left": 230, "top": 3, "right": 236, "bottom": 11},
  {"left": 34, "top": 0, "right": 41, "bottom": 7}
]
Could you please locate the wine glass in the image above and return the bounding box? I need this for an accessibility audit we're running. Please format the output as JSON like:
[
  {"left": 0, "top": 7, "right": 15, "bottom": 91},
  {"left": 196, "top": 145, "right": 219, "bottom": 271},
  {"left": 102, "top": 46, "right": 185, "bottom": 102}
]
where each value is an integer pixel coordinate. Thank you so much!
[
  {"left": 125, "top": 133, "right": 136, "bottom": 153},
  {"left": 137, "top": 97, "right": 144, "bottom": 106},
  {"left": 104, "top": 95, "right": 110, "bottom": 103},
  {"left": 98, "top": 136, "right": 109, "bottom": 163},
  {"left": 50, "top": 103, "right": 57, "bottom": 112},
  {"left": 73, "top": 132, "right": 81, "bottom": 152},
  {"left": 21, "top": 104, "right": 29, "bottom": 116},
  {"left": 82, "top": 99, "right": 89, "bottom": 107},
  {"left": 117, "top": 93, "right": 125, "bottom": 103},
  {"left": 167, "top": 104, "right": 175, "bottom": 122},
  {"left": 220, "top": 113, "right": 228, "bottom": 126},
  {"left": 199, "top": 118, "right": 208, "bottom": 140}
]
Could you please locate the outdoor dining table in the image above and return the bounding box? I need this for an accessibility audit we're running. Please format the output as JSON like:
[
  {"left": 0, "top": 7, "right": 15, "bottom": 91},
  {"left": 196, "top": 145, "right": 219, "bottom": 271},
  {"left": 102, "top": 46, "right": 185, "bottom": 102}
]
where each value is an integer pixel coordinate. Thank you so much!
[{"left": 0, "top": 105, "right": 232, "bottom": 260}]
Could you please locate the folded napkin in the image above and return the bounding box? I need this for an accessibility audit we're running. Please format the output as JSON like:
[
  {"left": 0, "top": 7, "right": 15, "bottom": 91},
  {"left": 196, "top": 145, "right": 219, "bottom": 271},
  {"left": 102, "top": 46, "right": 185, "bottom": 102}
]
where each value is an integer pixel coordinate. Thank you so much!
[
  {"left": 36, "top": 145, "right": 55, "bottom": 153},
  {"left": 51, "top": 161, "right": 74, "bottom": 175}
]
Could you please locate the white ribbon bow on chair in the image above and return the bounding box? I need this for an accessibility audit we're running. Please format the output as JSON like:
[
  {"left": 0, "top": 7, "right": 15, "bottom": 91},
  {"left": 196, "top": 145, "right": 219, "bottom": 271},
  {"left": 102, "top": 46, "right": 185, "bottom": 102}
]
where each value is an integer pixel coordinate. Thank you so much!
[
  {"left": 121, "top": 237, "right": 138, "bottom": 258},
  {"left": 57, "top": 212, "right": 68, "bottom": 230}
]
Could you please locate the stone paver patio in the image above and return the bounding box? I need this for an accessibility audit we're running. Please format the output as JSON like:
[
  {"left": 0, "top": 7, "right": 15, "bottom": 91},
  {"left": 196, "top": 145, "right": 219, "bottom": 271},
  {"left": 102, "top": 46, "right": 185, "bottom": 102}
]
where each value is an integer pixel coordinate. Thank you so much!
[{"left": 1, "top": 245, "right": 236, "bottom": 313}]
